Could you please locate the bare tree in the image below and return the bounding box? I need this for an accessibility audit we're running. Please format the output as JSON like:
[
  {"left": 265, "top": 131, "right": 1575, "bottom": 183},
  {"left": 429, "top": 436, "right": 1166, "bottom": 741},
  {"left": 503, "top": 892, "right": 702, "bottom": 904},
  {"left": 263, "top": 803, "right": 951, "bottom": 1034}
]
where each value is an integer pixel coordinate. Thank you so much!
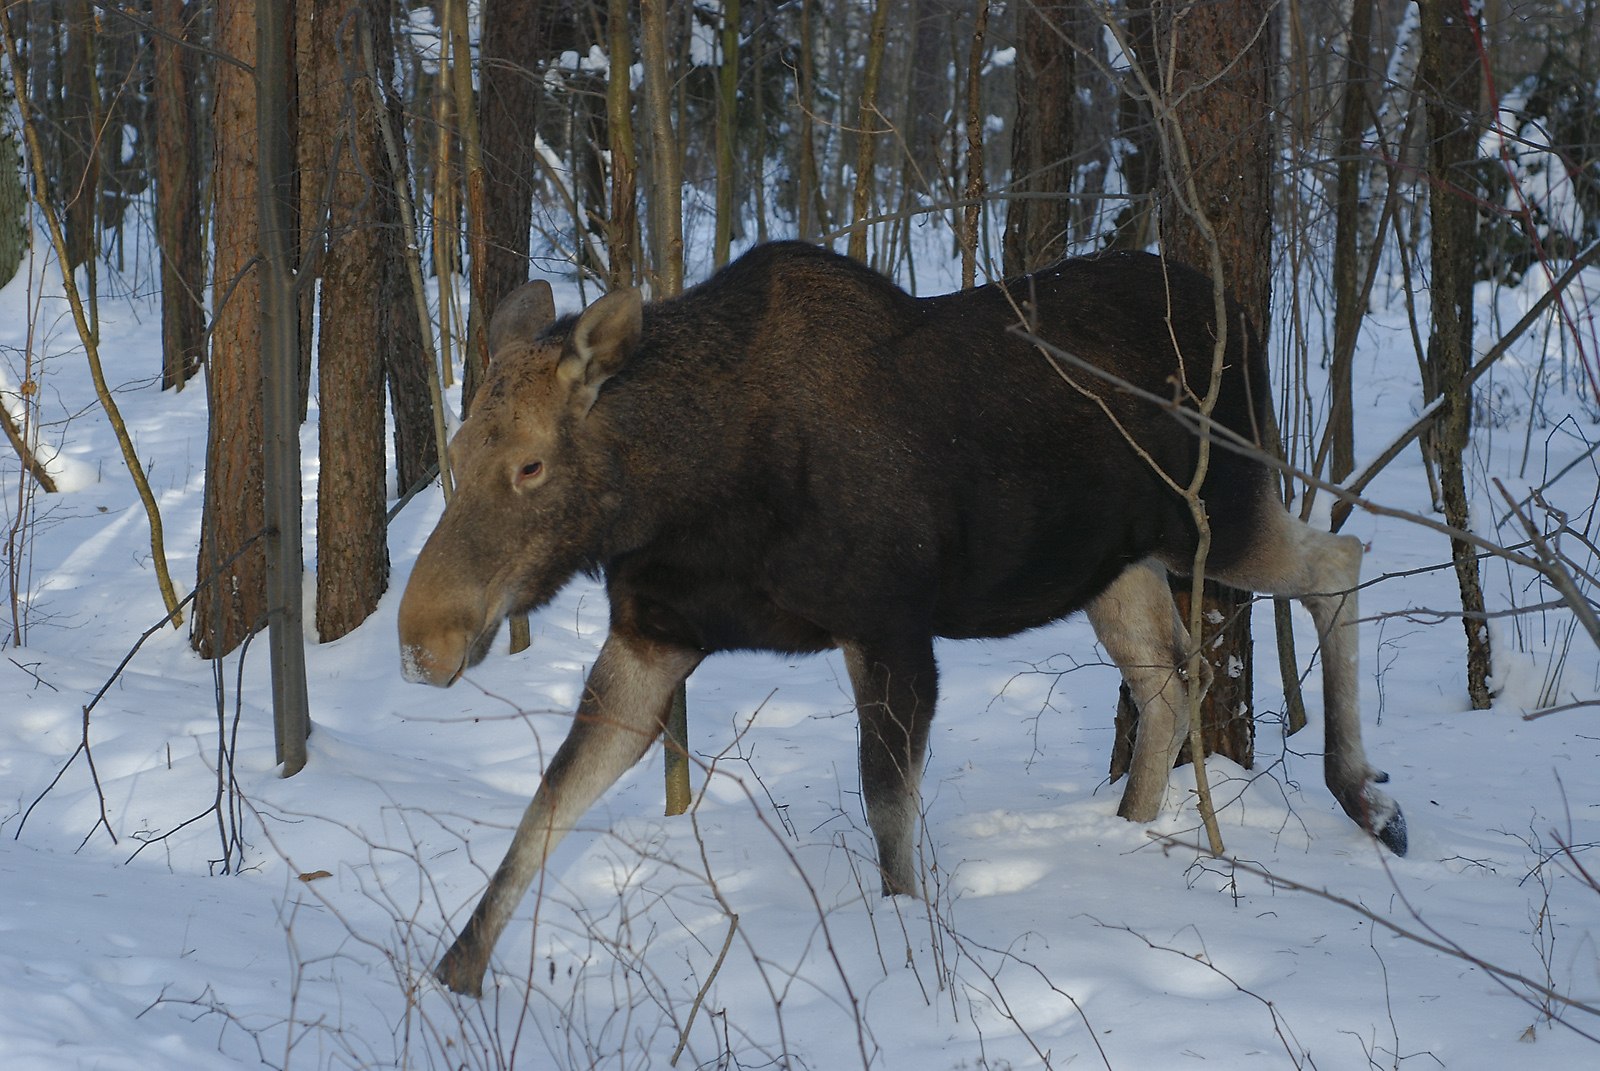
[
  {"left": 463, "top": 0, "right": 550, "bottom": 416},
  {"left": 153, "top": 0, "right": 205, "bottom": 392},
  {"left": 606, "top": 0, "right": 638, "bottom": 287},
  {"left": 303, "top": 0, "right": 390, "bottom": 643},
  {"left": 259, "top": 0, "right": 311, "bottom": 772},
  {"left": 1420, "top": 0, "right": 1493, "bottom": 709},
  {"left": 1003, "top": 0, "right": 1107, "bottom": 274},
  {"left": 61, "top": 0, "right": 94, "bottom": 272},
  {"left": 1145, "top": 0, "right": 1278, "bottom": 772},
  {"left": 847, "top": 0, "right": 890, "bottom": 263},
  {"left": 194, "top": 0, "right": 268, "bottom": 659},
  {"left": 713, "top": 0, "right": 740, "bottom": 267}
]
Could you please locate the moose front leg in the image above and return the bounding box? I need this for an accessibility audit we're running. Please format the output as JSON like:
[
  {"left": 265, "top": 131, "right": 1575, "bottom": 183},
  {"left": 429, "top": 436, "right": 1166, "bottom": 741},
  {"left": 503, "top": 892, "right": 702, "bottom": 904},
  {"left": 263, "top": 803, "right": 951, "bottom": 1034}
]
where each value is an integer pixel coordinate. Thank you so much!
[
  {"left": 435, "top": 631, "right": 701, "bottom": 996},
  {"left": 843, "top": 636, "right": 938, "bottom": 897}
]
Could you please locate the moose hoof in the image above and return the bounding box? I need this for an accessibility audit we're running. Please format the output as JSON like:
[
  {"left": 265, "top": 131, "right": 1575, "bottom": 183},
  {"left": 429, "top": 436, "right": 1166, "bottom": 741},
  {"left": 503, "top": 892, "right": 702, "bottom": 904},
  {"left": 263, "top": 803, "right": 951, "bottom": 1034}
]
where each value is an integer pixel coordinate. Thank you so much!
[
  {"left": 434, "top": 943, "right": 486, "bottom": 998},
  {"left": 1373, "top": 804, "right": 1408, "bottom": 857},
  {"left": 1361, "top": 784, "right": 1407, "bottom": 857}
]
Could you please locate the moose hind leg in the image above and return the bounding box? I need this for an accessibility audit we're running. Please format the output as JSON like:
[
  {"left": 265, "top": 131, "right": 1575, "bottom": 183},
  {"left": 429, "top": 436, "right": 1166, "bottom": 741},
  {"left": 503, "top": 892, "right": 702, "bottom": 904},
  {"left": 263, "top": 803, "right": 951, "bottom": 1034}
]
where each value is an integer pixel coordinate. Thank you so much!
[
  {"left": 843, "top": 638, "right": 937, "bottom": 897},
  {"left": 1209, "top": 507, "right": 1406, "bottom": 855},
  {"left": 1087, "top": 559, "right": 1195, "bottom": 823},
  {"left": 434, "top": 631, "right": 702, "bottom": 996}
]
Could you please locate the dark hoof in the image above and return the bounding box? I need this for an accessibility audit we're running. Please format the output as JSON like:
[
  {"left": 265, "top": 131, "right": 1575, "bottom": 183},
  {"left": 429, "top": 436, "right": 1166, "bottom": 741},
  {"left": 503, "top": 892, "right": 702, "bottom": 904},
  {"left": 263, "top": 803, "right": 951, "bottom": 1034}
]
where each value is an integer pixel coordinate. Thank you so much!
[
  {"left": 1345, "top": 783, "right": 1407, "bottom": 857},
  {"left": 1374, "top": 805, "right": 1408, "bottom": 857}
]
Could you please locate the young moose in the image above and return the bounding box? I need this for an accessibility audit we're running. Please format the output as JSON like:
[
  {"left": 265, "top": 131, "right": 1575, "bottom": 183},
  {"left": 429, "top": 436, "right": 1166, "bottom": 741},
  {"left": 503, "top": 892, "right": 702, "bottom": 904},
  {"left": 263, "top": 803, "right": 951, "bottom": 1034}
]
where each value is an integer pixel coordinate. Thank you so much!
[{"left": 398, "top": 242, "right": 1407, "bottom": 997}]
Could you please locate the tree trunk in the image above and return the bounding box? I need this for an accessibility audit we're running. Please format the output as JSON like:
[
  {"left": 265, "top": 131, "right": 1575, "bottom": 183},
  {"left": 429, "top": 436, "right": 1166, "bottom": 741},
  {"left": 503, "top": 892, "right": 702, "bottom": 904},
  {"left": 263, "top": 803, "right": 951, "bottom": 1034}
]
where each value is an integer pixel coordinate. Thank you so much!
[
  {"left": 639, "top": 0, "right": 689, "bottom": 814},
  {"left": 153, "top": 0, "right": 205, "bottom": 391},
  {"left": 1117, "top": 0, "right": 1278, "bottom": 782},
  {"left": 1161, "top": 0, "right": 1276, "bottom": 772},
  {"left": 259, "top": 0, "right": 311, "bottom": 773},
  {"left": 847, "top": 0, "right": 890, "bottom": 263},
  {"left": 305, "top": 0, "right": 390, "bottom": 643},
  {"left": 606, "top": 0, "right": 638, "bottom": 288},
  {"left": 0, "top": 50, "right": 27, "bottom": 290},
  {"left": 1004, "top": 1, "right": 1099, "bottom": 275},
  {"left": 1107, "top": 7, "right": 1158, "bottom": 252},
  {"left": 463, "top": 0, "right": 548, "bottom": 416},
  {"left": 194, "top": 0, "right": 268, "bottom": 660},
  {"left": 368, "top": 2, "right": 436, "bottom": 495},
  {"left": 641, "top": 0, "right": 682, "bottom": 291},
  {"left": 713, "top": 0, "right": 739, "bottom": 268},
  {"left": 1419, "top": 0, "right": 1493, "bottom": 709},
  {"left": 1328, "top": 0, "right": 1376, "bottom": 485},
  {"left": 795, "top": 0, "right": 827, "bottom": 241},
  {"left": 61, "top": 0, "right": 95, "bottom": 272},
  {"left": 960, "top": 0, "right": 990, "bottom": 289}
]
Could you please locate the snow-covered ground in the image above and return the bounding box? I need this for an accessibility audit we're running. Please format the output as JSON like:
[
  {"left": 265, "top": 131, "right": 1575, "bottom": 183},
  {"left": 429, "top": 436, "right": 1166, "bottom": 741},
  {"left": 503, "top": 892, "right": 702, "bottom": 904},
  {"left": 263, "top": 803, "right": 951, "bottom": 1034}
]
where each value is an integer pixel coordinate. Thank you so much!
[{"left": 3, "top": 235, "right": 1597, "bottom": 1070}]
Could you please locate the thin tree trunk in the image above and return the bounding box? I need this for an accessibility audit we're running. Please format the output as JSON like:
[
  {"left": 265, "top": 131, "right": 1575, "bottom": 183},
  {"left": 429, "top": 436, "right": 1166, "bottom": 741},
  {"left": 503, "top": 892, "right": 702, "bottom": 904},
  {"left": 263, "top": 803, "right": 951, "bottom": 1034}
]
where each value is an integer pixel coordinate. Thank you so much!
[
  {"left": 453, "top": 0, "right": 489, "bottom": 412},
  {"left": 258, "top": 0, "right": 311, "bottom": 772},
  {"left": 713, "top": 0, "right": 739, "bottom": 267},
  {"left": 640, "top": 0, "right": 688, "bottom": 815},
  {"left": 1, "top": 405, "right": 57, "bottom": 493},
  {"left": 61, "top": 0, "right": 95, "bottom": 272},
  {"left": 153, "top": 0, "right": 205, "bottom": 392},
  {"left": 368, "top": 0, "right": 436, "bottom": 494},
  {"left": 960, "top": 0, "right": 989, "bottom": 289},
  {"left": 606, "top": 0, "right": 637, "bottom": 288},
  {"left": 795, "top": 0, "right": 827, "bottom": 241},
  {"left": 847, "top": 0, "right": 890, "bottom": 263},
  {"left": 1107, "top": 8, "right": 1158, "bottom": 252},
  {"left": 1328, "top": 0, "right": 1376, "bottom": 485},
  {"left": 641, "top": 0, "right": 682, "bottom": 293},
  {"left": 1420, "top": 0, "right": 1493, "bottom": 709}
]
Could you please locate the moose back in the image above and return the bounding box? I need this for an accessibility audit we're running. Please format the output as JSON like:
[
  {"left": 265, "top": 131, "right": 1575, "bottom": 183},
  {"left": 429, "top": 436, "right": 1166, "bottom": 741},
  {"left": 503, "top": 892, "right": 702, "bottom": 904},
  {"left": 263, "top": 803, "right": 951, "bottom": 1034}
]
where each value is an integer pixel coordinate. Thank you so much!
[{"left": 398, "top": 241, "right": 1405, "bottom": 996}]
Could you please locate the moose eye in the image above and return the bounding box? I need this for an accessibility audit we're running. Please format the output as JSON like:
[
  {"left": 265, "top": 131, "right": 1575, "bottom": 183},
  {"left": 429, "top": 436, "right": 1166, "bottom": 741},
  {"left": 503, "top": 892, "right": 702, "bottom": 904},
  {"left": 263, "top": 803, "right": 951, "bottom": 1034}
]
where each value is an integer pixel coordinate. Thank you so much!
[{"left": 515, "top": 461, "right": 544, "bottom": 486}]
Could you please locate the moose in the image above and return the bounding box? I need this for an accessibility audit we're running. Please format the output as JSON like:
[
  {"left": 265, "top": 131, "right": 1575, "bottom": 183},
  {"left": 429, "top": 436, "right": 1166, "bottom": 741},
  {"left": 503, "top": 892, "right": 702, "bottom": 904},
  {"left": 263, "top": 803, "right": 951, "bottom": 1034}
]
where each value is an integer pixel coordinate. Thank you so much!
[{"left": 399, "top": 241, "right": 1406, "bottom": 997}]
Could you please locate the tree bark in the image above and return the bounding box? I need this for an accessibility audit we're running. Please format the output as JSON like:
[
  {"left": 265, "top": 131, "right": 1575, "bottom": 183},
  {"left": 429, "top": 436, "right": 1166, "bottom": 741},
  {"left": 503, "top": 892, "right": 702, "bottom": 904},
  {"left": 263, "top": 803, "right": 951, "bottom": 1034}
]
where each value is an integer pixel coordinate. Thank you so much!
[
  {"left": 304, "top": 0, "right": 390, "bottom": 643},
  {"left": 0, "top": 50, "right": 27, "bottom": 290},
  {"left": 369, "top": 2, "right": 436, "bottom": 495},
  {"left": 1419, "top": 0, "right": 1493, "bottom": 709},
  {"left": 1118, "top": 0, "right": 1278, "bottom": 778},
  {"left": 1164, "top": 0, "right": 1276, "bottom": 770},
  {"left": 606, "top": 0, "right": 638, "bottom": 287},
  {"left": 194, "top": 0, "right": 269, "bottom": 659},
  {"left": 713, "top": 0, "right": 740, "bottom": 268},
  {"left": 153, "top": 0, "right": 205, "bottom": 391},
  {"left": 463, "top": 0, "right": 548, "bottom": 416},
  {"left": 847, "top": 0, "right": 890, "bottom": 263},
  {"left": 639, "top": 0, "right": 689, "bottom": 814},
  {"left": 259, "top": 0, "right": 311, "bottom": 772},
  {"left": 641, "top": 0, "right": 682, "bottom": 291},
  {"left": 1328, "top": 0, "right": 1376, "bottom": 485},
  {"left": 1004, "top": 1, "right": 1103, "bottom": 275},
  {"left": 61, "top": 0, "right": 95, "bottom": 272}
]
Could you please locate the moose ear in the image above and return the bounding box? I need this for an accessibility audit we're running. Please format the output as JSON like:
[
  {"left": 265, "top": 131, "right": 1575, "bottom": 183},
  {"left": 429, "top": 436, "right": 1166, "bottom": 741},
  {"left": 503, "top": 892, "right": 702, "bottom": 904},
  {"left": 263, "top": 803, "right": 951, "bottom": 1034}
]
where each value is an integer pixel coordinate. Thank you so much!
[
  {"left": 558, "top": 288, "right": 643, "bottom": 413},
  {"left": 486, "top": 280, "right": 557, "bottom": 360}
]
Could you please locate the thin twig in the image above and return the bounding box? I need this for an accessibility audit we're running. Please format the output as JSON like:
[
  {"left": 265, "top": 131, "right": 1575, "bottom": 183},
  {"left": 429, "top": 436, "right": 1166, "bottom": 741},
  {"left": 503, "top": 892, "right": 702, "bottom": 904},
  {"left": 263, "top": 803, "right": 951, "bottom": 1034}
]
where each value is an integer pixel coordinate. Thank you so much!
[{"left": 669, "top": 913, "right": 738, "bottom": 1066}]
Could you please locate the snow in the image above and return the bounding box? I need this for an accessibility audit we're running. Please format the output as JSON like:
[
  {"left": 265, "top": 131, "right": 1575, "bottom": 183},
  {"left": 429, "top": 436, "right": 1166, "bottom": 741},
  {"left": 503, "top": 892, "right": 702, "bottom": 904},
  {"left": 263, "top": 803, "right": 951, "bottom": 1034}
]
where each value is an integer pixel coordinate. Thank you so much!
[{"left": 2, "top": 231, "right": 1599, "bottom": 1070}]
